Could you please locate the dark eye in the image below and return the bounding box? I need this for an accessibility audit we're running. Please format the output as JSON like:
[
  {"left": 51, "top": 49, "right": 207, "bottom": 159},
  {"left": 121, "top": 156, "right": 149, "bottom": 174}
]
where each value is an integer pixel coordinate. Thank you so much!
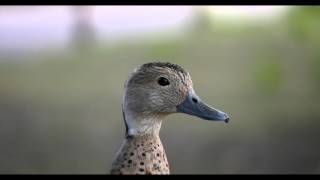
[{"left": 158, "top": 77, "right": 170, "bottom": 86}]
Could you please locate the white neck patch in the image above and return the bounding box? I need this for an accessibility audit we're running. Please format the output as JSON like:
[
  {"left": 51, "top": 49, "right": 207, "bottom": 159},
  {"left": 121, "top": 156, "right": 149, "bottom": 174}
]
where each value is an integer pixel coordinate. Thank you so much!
[{"left": 124, "top": 110, "right": 163, "bottom": 136}]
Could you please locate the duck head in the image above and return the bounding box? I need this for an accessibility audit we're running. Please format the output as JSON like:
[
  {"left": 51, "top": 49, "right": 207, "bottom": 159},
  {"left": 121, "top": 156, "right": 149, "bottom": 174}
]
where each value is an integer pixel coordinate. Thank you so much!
[{"left": 123, "top": 62, "right": 229, "bottom": 136}]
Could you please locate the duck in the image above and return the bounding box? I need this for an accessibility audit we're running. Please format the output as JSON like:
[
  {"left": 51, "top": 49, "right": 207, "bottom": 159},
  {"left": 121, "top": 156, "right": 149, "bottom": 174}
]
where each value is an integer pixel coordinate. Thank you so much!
[{"left": 110, "top": 62, "right": 229, "bottom": 175}]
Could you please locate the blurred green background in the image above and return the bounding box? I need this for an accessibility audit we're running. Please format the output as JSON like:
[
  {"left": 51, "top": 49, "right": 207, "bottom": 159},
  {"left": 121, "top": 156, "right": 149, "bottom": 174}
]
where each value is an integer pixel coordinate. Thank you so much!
[{"left": 0, "top": 6, "right": 320, "bottom": 174}]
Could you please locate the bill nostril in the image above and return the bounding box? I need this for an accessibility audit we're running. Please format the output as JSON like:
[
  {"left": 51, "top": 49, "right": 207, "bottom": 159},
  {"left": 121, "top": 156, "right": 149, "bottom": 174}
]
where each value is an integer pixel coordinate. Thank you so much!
[{"left": 192, "top": 97, "right": 198, "bottom": 103}]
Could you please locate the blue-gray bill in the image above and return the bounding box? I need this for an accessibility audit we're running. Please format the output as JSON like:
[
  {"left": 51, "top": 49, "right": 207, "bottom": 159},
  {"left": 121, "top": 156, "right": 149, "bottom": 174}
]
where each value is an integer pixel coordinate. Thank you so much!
[{"left": 176, "top": 91, "right": 230, "bottom": 123}]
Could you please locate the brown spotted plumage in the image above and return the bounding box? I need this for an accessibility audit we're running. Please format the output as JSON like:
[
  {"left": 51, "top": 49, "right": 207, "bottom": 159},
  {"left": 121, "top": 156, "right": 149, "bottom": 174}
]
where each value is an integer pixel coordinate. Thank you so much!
[
  {"left": 110, "top": 62, "right": 230, "bottom": 175},
  {"left": 110, "top": 134, "right": 169, "bottom": 175}
]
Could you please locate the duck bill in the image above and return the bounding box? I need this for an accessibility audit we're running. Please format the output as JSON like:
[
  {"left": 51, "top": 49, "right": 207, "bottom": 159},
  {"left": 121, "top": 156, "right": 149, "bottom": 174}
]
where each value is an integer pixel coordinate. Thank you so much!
[{"left": 176, "top": 91, "right": 230, "bottom": 123}]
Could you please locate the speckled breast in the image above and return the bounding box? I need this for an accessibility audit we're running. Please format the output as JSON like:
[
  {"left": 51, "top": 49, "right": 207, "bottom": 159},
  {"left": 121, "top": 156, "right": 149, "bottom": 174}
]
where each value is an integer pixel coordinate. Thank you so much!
[{"left": 110, "top": 134, "right": 170, "bottom": 175}]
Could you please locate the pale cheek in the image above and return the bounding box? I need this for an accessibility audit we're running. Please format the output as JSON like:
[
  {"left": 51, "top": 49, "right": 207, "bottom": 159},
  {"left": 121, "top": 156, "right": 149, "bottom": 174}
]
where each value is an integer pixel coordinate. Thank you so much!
[
  {"left": 169, "top": 107, "right": 178, "bottom": 113},
  {"left": 149, "top": 92, "right": 164, "bottom": 108},
  {"left": 178, "top": 86, "right": 188, "bottom": 103}
]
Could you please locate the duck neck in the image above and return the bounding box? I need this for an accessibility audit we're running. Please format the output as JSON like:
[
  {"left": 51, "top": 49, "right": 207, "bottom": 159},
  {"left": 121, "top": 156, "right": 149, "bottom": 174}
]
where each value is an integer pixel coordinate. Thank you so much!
[{"left": 123, "top": 110, "right": 163, "bottom": 138}]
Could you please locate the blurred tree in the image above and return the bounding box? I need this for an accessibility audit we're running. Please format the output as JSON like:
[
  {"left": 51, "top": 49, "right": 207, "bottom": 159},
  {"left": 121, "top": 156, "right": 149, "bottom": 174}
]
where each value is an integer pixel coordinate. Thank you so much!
[
  {"left": 286, "top": 6, "right": 320, "bottom": 42},
  {"left": 70, "top": 6, "right": 96, "bottom": 51},
  {"left": 286, "top": 6, "right": 320, "bottom": 89},
  {"left": 188, "top": 6, "right": 214, "bottom": 38}
]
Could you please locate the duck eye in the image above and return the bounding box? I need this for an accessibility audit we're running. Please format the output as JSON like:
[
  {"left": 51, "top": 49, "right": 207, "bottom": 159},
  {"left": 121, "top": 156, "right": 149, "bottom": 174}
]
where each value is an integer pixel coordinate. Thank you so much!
[{"left": 158, "top": 77, "right": 170, "bottom": 86}]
